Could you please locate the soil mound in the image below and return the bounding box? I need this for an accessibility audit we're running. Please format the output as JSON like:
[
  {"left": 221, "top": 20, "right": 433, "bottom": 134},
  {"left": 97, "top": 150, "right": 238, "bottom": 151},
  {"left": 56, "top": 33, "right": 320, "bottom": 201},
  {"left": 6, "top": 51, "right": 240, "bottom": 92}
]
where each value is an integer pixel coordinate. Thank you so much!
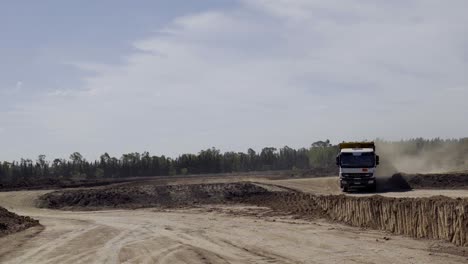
[
  {"left": 377, "top": 172, "right": 468, "bottom": 191},
  {"left": 38, "top": 182, "right": 271, "bottom": 210},
  {"left": 0, "top": 207, "right": 39, "bottom": 237},
  {"left": 379, "top": 174, "right": 412, "bottom": 191},
  {"left": 400, "top": 172, "right": 468, "bottom": 189}
]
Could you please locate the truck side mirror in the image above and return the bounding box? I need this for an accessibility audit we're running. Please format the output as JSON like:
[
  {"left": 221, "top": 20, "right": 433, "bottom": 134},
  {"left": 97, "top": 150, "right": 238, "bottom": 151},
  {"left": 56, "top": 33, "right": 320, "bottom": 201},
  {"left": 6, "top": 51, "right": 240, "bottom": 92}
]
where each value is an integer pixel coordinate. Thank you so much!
[
  {"left": 336, "top": 156, "right": 340, "bottom": 166},
  {"left": 376, "top": 155, "right": 380, "bottom": 165}
]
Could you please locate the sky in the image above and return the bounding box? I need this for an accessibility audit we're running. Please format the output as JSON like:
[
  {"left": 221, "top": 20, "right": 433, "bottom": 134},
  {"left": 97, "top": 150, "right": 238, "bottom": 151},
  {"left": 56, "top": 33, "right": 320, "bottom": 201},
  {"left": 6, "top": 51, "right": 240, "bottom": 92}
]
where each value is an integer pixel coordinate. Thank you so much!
[{"left": 1, "top": 0, "right": 467, "bottom": 161}]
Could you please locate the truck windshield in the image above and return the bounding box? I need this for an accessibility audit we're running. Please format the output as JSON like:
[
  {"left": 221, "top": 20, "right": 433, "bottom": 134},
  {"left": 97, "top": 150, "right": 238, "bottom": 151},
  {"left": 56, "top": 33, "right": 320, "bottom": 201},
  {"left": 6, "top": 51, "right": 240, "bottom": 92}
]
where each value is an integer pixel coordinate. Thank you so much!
[{"left": 340, "top": 152, "right": 375, "bottom": 168}]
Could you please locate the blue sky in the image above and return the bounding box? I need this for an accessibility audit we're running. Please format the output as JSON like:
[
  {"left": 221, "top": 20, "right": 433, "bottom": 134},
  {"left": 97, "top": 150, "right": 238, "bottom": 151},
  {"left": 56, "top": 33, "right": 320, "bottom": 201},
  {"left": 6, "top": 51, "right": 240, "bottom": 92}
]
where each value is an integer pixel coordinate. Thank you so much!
[
  {"left": 1, "top": 0, "right": 467, "bottom": 161},
  {"left": 0, "top": 0, "right": 235, "bottom": 103}
]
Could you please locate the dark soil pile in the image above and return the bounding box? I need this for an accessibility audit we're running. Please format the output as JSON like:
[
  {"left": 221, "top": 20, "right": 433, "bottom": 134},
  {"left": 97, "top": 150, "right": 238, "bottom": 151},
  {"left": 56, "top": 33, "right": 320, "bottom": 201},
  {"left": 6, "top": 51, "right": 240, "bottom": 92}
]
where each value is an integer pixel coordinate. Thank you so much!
[
  {"left": 0, "top": 207, "right": 40, "bottom": 237},
  {"left": 38, "top": 182, "right": 271, "bottom": 210},
  {"left": 379, "top": 174, "right": 412, "bottom": 192},
  {"left": 398, "top": 172, "right": 468, "bottom": 189}
]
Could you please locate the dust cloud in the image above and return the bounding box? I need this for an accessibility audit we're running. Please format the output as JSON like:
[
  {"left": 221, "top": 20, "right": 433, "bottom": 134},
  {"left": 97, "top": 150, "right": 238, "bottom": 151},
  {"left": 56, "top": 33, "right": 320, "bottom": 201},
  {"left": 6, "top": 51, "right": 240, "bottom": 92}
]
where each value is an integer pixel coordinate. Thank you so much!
[{"left": 375, "top": 140, "right": 468, "bottom": 177}]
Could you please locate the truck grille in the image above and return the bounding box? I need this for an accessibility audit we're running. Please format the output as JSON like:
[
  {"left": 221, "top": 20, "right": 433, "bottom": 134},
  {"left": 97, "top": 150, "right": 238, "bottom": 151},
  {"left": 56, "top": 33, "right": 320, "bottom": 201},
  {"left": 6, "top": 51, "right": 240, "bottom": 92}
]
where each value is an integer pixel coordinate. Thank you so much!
[{"left": 342, "top": 173, "right": 373, "bottom": 179}]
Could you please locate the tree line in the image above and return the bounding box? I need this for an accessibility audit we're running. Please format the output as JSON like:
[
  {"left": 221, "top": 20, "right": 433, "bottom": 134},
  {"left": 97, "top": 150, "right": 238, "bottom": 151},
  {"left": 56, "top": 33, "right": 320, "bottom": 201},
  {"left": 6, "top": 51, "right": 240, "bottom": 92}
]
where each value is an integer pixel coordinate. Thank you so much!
[
  {"left": 0, "top": 140, "right": 336, "bottom": 183},
  {"left": 0, "top": 138, "right": 466, "bottom": 184}
]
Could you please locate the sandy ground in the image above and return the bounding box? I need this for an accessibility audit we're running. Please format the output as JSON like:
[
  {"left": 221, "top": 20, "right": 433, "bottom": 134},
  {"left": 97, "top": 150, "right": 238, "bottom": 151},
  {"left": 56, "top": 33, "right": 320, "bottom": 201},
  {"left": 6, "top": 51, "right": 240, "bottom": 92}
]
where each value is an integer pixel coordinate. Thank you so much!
[{"left": 1, "top": 187, "right": 467, "bottom": 264}]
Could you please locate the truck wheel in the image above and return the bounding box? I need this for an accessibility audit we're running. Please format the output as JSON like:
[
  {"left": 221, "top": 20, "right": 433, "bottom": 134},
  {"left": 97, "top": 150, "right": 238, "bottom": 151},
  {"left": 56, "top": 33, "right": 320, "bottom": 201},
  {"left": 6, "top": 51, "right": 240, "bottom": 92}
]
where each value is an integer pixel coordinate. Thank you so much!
[
  {"left": 343, "top": 186, "right": 348, "bottom": 193},
  {"left": 369, "top": 183, "right": 377, "bottom": 192}
]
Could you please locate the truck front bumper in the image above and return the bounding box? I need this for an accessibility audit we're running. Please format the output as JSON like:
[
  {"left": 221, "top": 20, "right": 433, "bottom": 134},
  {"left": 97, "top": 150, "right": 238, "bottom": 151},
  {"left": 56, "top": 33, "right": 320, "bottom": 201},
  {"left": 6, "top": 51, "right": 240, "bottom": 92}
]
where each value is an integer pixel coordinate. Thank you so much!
[
  {"left": 340, "top": 172, "right": 375, "bottom": 188},
  {"left": 340, "top": 178, "right": 376, "bottom": 188}
]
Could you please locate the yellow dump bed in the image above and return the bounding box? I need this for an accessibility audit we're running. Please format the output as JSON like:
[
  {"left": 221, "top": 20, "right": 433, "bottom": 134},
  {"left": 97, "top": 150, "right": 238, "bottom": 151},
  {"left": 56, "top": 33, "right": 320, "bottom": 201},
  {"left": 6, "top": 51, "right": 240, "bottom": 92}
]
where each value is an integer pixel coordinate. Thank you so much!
[{"left": 339, "top": 142, "right": 375, "bottom": 150}]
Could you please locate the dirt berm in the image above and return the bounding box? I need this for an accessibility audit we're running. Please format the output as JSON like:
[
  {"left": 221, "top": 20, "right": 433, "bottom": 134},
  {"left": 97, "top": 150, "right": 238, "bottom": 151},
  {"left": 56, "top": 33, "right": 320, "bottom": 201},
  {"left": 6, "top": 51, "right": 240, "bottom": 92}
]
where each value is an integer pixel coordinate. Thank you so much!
[
  {"left": 39, "top": 182, "right": 468, "bottom": 247},
  {"left": 398, "top": 172, "right": 468, "bottom": 189},
  {"left": 37, "top": 182, "right": 271, "bottom": 209},
  {"left": 0, "top": 206, "right": 40, "bottom": 237}
]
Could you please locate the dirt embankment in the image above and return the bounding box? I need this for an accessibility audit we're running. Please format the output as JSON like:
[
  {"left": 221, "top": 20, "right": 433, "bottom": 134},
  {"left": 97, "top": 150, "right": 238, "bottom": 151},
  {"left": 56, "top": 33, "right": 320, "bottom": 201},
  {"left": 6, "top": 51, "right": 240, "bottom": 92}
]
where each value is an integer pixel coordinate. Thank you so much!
[
  {"left": 0, "top": 207, "right": 40, "bottom": 237},
  {"left": 252, "top": 192, "right": 468, "bottom": 247},
  {"left": 0, "top": 168, "right": 337, "bottom": 191},
  {"left": 39, "top": 182, "right": 468, "bottom": 247},
  {"left": 37, "top": 182, "right": 271, "bottom": 210},
  {"left": 398, "top": 172, "right": 468, "bottom": 189},
  {"left": 374, "top": 172, "right": 468, "bottom": 192},
  {"left": 0, "top": 177, "right": 147, "bottom": 191}
]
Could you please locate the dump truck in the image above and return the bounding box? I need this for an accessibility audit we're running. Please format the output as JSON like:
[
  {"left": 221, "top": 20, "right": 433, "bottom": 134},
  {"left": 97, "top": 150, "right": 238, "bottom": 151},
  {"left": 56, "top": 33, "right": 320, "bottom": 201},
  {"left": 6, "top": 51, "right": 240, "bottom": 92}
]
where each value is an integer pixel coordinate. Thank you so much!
[{"left": 336, "top": 142, "right": 380, "bottom": 192}]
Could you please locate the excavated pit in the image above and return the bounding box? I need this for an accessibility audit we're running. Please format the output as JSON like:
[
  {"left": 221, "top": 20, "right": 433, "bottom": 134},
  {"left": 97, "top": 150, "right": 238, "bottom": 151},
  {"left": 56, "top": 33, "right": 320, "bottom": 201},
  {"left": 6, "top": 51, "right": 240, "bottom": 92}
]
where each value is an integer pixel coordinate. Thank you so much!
[{"left": 38, "top": 182, "right": 468, "bottom": 247}]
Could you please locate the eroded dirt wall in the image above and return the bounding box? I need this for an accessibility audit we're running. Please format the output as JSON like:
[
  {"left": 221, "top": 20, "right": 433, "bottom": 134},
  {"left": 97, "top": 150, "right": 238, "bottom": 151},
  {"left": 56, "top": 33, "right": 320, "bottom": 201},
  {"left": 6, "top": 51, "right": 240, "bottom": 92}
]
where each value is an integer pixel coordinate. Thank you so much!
[{"left": 253, "top": 192, "right": 468, "bottom": 247}]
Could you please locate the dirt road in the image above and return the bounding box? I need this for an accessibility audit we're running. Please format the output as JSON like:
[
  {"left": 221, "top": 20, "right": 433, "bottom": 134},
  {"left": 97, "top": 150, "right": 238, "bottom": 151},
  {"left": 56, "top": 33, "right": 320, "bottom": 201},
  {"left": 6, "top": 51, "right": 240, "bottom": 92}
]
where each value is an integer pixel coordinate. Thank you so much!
[{"left": 0, "top": 189, "right": 467, "bottom": 264}]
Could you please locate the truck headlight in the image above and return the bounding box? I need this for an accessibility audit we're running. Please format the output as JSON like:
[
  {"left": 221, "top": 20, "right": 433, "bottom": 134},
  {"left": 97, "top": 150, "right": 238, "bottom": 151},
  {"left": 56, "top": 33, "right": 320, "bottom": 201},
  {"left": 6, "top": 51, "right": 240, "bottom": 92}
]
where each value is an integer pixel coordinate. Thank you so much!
[{"left": 368, "top": 180, "right": 374, "bottom": 184}]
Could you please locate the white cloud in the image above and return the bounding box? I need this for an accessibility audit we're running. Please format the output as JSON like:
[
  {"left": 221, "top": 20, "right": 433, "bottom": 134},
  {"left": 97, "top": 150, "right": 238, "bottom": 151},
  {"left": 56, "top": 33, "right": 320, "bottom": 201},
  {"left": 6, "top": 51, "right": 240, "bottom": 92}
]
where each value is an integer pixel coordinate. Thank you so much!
[{"left": 2, "top": 0, "right": 468, "bottom": 160}]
